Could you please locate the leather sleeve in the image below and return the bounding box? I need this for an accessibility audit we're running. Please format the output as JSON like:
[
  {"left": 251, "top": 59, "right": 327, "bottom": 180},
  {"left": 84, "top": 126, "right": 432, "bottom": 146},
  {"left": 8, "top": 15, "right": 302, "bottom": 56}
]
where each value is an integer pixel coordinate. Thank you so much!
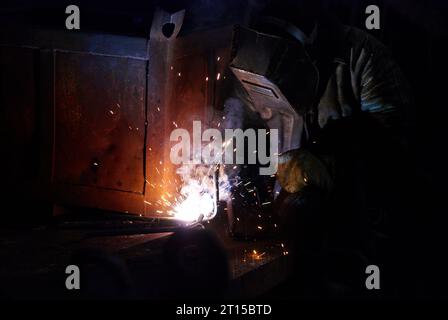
[{"left": 348, "top": 28, "right": 414, "bottom": 134}]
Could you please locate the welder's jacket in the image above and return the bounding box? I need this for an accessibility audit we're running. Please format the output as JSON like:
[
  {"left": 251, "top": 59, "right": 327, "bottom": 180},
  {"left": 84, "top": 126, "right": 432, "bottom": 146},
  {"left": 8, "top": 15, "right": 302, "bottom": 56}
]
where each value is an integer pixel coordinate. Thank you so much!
[
  {"left": 281, "top": 21, "right": 413, "bottom": 254},
  {"left": 275, "top": 21, "right": 414, "bottom": 196},
  {"left": 310, "top": 21, "right": 412, "bottom": 138}
]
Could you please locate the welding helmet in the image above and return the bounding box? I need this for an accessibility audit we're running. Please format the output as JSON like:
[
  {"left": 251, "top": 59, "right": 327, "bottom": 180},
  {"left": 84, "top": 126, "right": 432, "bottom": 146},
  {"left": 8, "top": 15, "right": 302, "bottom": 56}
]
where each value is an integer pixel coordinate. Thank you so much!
[
  {"left": 230, "top": 24, "right": 319, "bottom": 114},
  {"left": 229, "top": 5, "right": 320, "bottom": 153}
]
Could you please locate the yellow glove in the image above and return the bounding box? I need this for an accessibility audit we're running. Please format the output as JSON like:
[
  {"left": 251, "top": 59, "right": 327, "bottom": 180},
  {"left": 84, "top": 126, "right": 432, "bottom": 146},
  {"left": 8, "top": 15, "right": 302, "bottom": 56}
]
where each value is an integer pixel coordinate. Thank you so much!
[{"left": 277, "top": 149, "right": 333, "bottom": 194}]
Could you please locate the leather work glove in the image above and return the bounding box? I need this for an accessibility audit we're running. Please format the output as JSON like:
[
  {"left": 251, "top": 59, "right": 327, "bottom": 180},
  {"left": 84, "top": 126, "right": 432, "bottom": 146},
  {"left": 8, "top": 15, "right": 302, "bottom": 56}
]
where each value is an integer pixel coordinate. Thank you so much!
[{"left": 277, "top": 148, "right": 333, "bottom": 194}]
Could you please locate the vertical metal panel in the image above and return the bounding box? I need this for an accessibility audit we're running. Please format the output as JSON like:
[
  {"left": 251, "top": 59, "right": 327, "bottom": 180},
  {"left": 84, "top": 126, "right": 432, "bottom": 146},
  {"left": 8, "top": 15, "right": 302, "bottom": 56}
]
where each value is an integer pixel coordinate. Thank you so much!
[
  {"left": 54, "top": 52, "right": 146, "bottom": 194},
  {"left": 0, "top": 13, "right": 233, "bottom": 216}
]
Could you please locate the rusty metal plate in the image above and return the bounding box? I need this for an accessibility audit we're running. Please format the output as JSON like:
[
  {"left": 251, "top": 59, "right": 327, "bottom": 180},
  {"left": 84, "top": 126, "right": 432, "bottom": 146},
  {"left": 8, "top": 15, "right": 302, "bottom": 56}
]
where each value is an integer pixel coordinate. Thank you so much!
[{"left": 54, "top": 52, "right": 146, "bottom": 194}]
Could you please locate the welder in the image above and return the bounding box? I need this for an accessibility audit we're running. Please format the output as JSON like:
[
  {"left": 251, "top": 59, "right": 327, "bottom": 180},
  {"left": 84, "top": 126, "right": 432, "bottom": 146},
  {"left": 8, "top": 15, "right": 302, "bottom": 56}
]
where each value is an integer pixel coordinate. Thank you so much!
[{"left": 223, "top": 0, "right": 414, "bottom": 297}]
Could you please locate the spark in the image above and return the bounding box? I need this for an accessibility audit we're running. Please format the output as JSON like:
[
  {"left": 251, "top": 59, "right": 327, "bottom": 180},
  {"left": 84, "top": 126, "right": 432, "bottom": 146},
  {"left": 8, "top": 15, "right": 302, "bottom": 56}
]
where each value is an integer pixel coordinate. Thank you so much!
[
  {"left": 251, "top": 250, "right": 265, "bottom": 260},
  {"left": 222, "top": 139, "right": 232, "bottom": 148},
  {"left": 109, "top": 110, "right": 114, "bottom": 115},
  {"left": 216, "top": 73, "right": 221, "bottom": 80}
]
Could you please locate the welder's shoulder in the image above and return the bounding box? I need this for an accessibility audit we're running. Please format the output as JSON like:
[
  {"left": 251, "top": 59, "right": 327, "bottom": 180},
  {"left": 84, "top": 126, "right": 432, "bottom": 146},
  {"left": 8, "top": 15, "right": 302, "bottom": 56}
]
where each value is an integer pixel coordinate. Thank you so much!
[{"left": 340, "top": 25, "right": 391, "bottom": 64}]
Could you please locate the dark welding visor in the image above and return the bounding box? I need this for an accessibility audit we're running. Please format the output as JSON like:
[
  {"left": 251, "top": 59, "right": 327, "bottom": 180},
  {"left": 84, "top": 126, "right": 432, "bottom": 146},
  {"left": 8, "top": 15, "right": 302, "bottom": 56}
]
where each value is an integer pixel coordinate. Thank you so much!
[{"left": 229, "top": 25, "right": 319, "bottom": 116}]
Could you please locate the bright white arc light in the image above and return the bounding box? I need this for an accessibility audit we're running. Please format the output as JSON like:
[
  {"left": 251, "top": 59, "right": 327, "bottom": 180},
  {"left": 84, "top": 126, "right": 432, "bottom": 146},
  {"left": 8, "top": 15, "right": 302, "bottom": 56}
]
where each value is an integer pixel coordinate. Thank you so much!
[
  {"left": 173, "top": 192, "right": 216, "bottom": 222},
  {"left": 171, "top": 172, "right": 218, "bottom": 222},
  {"left": 170, "top": 164, "right": 230, "bottom": 223}
]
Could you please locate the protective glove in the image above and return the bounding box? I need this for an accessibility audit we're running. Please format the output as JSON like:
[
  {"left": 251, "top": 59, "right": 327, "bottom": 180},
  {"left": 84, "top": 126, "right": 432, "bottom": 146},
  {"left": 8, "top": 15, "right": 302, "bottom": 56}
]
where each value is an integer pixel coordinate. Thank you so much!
[{"left": 277, "top": 148, "right": 333, "bottom": 194}]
